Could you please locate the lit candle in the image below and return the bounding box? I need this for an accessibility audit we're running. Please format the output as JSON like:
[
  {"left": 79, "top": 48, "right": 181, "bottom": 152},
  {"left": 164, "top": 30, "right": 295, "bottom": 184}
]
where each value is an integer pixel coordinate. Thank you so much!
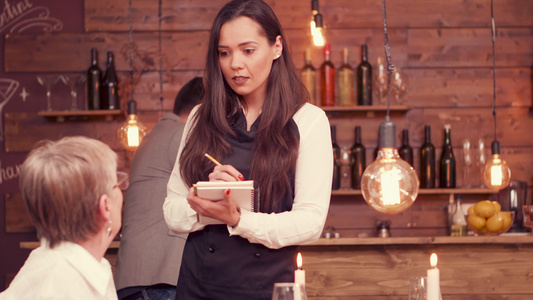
[
  {"left": 294, "top": 252, "right": 306, "bottom": 286},
  {"left": 427, "top": 253, "right": 440, "bottom": 300}
]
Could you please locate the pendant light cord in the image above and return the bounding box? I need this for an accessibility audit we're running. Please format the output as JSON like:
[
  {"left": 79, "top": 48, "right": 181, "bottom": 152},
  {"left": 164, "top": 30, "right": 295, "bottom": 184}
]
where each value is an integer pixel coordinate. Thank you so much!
[
  {"left": 158, "top": 0, "right": 164, "bottom": 113},
  {"left": 381, "top": 0, "right": 393, "bottom": 121},
  {"left": 490, "top": 0, "right": 498, "bottom": 143},
  {"left": 128, "top": 0, "right": 134, "bottom": 104}
]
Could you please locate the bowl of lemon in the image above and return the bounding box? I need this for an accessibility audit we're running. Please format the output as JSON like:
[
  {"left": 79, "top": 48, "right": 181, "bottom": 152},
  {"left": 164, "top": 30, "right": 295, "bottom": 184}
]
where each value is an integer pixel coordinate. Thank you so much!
[{"left": 466, "top": 200, "right": 515, "bottom": 236}]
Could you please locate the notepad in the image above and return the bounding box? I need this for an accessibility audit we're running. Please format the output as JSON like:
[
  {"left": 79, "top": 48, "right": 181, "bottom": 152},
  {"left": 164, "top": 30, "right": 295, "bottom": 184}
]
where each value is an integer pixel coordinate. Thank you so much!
[{"left": 193, "top": 180, "right": 259, "bottom": 224}]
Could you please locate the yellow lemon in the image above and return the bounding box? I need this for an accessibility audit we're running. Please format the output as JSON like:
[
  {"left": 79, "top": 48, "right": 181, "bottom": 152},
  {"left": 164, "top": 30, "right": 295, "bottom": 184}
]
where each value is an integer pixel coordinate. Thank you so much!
[
  {"left": 492, "top": 201, "right": 502, "bottom": 213},
  {"left": 467, "top": 205, "right": 475, "bottom": 214},
  {"left": 500, "top": 211, "right": 513, "bottom": 230},
  {"left": 474, "top": 200, "right": 496, "bottom": 218},
  {"left": 468, "top": 213, "right": 487, "bottom": 232},
  {"left": 486, "top": 214, "right": 504, "bottom": 232}
]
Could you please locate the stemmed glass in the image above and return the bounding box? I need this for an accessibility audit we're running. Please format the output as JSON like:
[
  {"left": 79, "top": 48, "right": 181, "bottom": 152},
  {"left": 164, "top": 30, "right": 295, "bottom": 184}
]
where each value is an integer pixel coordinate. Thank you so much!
[
  {"left": 272, "top": 283, "right": 307, "bottom": 300},
  {"left": 339, "top": 147, "right": 354, "bottom": 189},
  {"left": 391, "top": 68, "right": 408, "bottom": 104},
  {"left": 60, "top": 74, "right": 87, "bottom": 111},
  {"left": 523, "top": 205, "right": 533, "bottom": 235},
  {"left": 36, "top": 74, "right": 61, "bottom": 111},
  {"left": 408, "top": 276, "right": 427, "bottom": 300},
  {"left": 462, "top": 139, "right": 472, "bottom": 188}
]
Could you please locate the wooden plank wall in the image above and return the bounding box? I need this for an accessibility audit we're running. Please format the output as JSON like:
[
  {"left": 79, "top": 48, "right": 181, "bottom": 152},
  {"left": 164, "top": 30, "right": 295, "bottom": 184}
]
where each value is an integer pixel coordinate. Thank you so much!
[{"left": 3, "top": 0, "right": 533, "bottom": 252}]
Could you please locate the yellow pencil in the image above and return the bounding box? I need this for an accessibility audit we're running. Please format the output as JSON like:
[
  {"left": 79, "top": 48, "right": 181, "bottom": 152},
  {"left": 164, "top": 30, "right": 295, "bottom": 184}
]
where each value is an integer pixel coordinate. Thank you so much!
[
  {"left": 204, "top": 153, "right": 242, "bottom": 181},
  {"left": 205, "top": 153, "right": 222, "bottom": 166}
]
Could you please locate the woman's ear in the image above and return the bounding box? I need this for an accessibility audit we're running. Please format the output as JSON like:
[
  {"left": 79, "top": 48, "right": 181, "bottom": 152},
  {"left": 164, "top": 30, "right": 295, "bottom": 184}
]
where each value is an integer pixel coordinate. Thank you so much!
[
  {"left": 98, "top": 194, "right": 112, "bottom": 222},
  {"left": 274, "top": 35, "right": 283, "bottom": 59}
]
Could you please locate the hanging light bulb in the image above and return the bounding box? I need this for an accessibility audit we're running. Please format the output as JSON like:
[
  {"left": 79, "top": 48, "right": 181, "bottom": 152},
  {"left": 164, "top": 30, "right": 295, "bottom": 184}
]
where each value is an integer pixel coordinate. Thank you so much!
[
  {"left": 361, "top": 118, "right": 419, "bottom": 214},
  {"left": 483, "top": 141, "right": 511, "bottom": 190},
  {"left": 361, "top": 0, "right": 419, "bottom": 214},
  {"left": 482, "top": 0, "right": 511, "bottom": 190},
  {"left": 313, "top": 13, "right": 325, "bottom": 47},
  {"left": 117, "top": 100, "right": 147, "bottom": 151},
  {"left": 310, "top": 0, "right": 319, "bottom": 37},
  {"left": 117, "top": 0, "right": 146, "bottom": 152}
]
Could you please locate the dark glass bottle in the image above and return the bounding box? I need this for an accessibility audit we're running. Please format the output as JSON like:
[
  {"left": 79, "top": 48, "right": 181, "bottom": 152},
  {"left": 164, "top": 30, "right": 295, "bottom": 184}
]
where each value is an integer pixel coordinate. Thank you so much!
[
  {"left": 102, "top": 51, "right": 119, "bottom": 110},
  {"left": 357, "top": 44, "right": 372, "bottom": 106},
  {"left": 87, "top": 48, "right": 102, "bottom": 110},
  {"left": 301, "top": 48, "right": 317, "bottom": 104},
  {"left": 350, "top": 126, "right": 366, "bottom": 189},
  {"left": 331, "top": 125, "right": 341, "bottom": 190},
  {"left": 439, "top": 124, "right": 456, "bottom": 188},
  {"left": 420, "top": 125, "right": 436, "bottom": 188},
  {"left": 398, "top": 129, "right": 414, "bottom": 166},
  {"left": 320, "top": 44, "right": 335, "bottom": 106}
]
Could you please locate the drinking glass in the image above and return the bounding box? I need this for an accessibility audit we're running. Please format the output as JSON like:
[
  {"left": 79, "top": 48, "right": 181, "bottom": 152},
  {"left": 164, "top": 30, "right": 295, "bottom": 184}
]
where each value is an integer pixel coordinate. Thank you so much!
[
  {"left": 374, "top": 56, "right": 388, "bottom": 105},
  {"left": 408, "top": 276, "right": 427, "bottom": 300},
  {"left": 523, "top": 205, "right": 533, "bottom": 235},
  {"left": 36, "top": 74, "right": 61, "bottom": 111},
  {"left": 60, "top": 74, "right": 86, "bottom": 111},
  {"left": 391, "top": 68, "right": 408, "bottom": 104},
  {"left": 462, "top": 139, "right": 472, "bottom": 188},
  {"left": 272, "top": 282, "right": 307, "bottom": 300}
]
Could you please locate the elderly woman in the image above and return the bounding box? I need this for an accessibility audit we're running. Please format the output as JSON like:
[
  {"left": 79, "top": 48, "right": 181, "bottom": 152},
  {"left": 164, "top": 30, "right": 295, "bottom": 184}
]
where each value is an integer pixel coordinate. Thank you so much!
[{"left": 0, "top": 136, "right": 126, "bottom": 300}]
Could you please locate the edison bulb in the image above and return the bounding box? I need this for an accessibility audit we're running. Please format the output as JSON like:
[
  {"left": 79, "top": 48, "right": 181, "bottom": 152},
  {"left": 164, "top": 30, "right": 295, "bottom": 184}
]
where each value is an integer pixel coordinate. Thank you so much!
[
  {"left": 313, "top": 28, "right": 325, "bottom": 46},
  {"left": 483, "top": 154, "right": 511, "bottom": 190},
  {"left": 361, "top": 147, "right": 419, "bottom": 214},
  {"left": 117, "top": 114, "right": 147, "bottom": 151}
]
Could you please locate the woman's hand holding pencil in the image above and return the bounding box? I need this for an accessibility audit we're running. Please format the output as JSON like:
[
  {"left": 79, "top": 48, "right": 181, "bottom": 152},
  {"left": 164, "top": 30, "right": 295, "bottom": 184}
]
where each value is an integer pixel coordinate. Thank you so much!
[{"left": 205, "top": 153, "right": 244, "bottom": 182}]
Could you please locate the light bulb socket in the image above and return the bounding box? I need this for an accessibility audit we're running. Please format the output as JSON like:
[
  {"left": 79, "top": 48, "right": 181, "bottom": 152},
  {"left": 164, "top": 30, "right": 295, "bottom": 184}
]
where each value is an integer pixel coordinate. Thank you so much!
[
  {"left": 314, "top": 13, "right": 323, "bottom": 28},
  {"left": 311, "top": 0, "right": 319, "bottom": 13},
  {"left": 127, "top": 100, "right": 137, "bottom": 115},
  {"left": 378, "top": 119, "right": 396, "bottom": 148},
  {"left": 491, "top": 140, "right": 501, "bottom": 155}
]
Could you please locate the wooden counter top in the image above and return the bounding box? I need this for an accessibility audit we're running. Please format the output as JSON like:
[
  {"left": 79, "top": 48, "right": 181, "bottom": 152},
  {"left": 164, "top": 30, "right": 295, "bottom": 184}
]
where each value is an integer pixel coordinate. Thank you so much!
[{"left": 20, "top": 234, "right": 533, "bottom": 250}]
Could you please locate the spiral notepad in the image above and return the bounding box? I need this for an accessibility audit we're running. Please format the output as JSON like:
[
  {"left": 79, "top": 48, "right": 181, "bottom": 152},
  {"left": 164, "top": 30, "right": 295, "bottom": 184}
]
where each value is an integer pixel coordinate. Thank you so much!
[{"left": 194, "top": 180, "right": 259, "bottom": 224}]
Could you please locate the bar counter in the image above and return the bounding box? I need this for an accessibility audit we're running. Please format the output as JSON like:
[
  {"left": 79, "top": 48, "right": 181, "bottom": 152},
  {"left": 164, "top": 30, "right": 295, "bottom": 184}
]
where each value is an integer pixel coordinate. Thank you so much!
[{"left": 21, "top": 235, "right": 533, "bottom": 299}]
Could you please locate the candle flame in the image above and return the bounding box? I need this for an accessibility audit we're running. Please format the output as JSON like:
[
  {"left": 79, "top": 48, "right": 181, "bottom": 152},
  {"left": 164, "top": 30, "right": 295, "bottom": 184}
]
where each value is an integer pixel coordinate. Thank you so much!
[
  {"left": 297, "top": 252, "right": 303, "bottom": 269},
  {"left": 430, "top": 253, "right": 438, "bottom": 268}
]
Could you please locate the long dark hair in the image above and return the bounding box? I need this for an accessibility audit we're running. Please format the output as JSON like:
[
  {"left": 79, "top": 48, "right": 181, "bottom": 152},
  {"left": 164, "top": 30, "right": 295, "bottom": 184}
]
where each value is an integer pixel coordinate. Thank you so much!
[{"left": 179, "top": 0, "right": 309, "bottom": 212}]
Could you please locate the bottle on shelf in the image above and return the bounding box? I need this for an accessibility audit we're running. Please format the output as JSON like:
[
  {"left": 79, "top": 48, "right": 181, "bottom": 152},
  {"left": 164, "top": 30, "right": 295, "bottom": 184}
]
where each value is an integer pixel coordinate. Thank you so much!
[
  {"left": 439, "top": 124, "right": 456, "bottom": 188},
  {"left": 331, "top": 125, "right": 341, "bottom": 190},
  {"left": 398, "top": 129, "right": 414, "bottom": 166},
  {"left": 420, "top": 125, "right": 436, "bottom": 188},
  {"left": 320, "top": 44, "right": 335, "bottom": 106},
  {"left": 450, "top": 195, "right": 467, "bottom": 236},
  {"left": 350, "top": 126, "right": 366, "bottom": 189},
  {"left": 87, "top": 48, "right": 102, "bottom": 110},
  {"left": 301, "top": 48, "right": 317, "bottom": 104},
  {"left": 102, "top": 51, "right": 119, "bottom": 110},
  {"left": 337, "top": 48, "right": 355, "bottom": 106},
  {"left": 357, "top": 44, "right": 372, "bottom": 106}
]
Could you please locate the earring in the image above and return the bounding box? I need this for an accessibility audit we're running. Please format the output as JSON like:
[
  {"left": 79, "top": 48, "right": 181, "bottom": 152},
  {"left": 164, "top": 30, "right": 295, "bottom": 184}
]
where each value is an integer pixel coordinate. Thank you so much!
[{"left": 107, "top": 221, "right": 112, "bottom": 237}]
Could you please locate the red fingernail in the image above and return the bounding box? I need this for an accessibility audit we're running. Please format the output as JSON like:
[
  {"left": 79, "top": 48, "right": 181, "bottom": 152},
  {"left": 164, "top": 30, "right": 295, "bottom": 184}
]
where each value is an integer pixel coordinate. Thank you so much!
[
  {"left": 238, "top": 174, "right": 245, "bottom": 181},
  {"left": 226, "top": 188, "right": 231, "bottom": 195}
]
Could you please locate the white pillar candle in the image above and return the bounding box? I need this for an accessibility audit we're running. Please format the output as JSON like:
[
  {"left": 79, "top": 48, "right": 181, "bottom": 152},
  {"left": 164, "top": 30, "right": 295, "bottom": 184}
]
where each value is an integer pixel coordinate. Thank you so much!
[
  {"left": 427, "top": 253, "right": 440, "bottom": 300},
  {"left": 294, "top": 252, "right": 306, "bottom": 286}
]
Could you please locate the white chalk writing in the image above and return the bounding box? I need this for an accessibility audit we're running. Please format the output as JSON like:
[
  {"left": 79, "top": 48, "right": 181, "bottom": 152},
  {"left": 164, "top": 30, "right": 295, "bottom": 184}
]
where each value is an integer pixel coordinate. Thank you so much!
[
  {"left": 0, "top": 160, "right": 21, "bottom": 185},
  {"left": 0, "top": 0, "right": 63, "bottom": 34}
]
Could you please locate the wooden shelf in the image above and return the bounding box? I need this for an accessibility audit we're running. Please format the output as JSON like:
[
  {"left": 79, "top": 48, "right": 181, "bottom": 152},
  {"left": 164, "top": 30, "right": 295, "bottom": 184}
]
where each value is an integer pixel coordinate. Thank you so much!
[
  {"left": 38, "top": 109, "right": 123, "bottom": 121},
  {"left": 331, "top": 188, "right": 498, "bottom": 196},
  {"left": 308, "top": 234, "right": 533, "bottom": 246},
  {"left": 320, "top": 105, "right": 409, "bottom": 117}
]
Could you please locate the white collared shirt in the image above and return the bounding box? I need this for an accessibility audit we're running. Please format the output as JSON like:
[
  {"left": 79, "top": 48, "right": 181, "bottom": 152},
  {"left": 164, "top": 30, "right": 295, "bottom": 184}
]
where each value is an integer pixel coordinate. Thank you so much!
[{"left": 0, "top": 240, "right": 117, "bottom": 300}]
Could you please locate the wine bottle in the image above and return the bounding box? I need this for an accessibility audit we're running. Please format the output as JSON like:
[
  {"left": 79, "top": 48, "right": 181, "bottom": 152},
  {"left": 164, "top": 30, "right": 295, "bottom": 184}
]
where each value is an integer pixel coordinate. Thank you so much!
[
  {"left": 320, "top": 44, "right": 335, "bottom": 106},
  {"left": 439, "top": 124, "right": 456, "bottom": 188},
  {"left": 357, "top": 44, "right": 372, "bottom": 106},
  {"left": 398, "top": 129, "right": 414, "bottom": 166},
  {"left": 87, "top": 48, "right": 102, "bottom": 110},
  {"left": 350, "top": 126, "right": 366, "bottom": 189},
  {"left": 331, "top": 125, "right": 341, "bottom": 190},
  {"left": 337, "top": 48, "right": 355, "bottom": 106},
  {"left": 420, "top": 125, "right": 436, "bottom": 188},
  {"left": 301, "top": 48, "right": 317, "bottom": 104},
  {"left": 102, "top": 51, "right": 119, "bottom": 110}
]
